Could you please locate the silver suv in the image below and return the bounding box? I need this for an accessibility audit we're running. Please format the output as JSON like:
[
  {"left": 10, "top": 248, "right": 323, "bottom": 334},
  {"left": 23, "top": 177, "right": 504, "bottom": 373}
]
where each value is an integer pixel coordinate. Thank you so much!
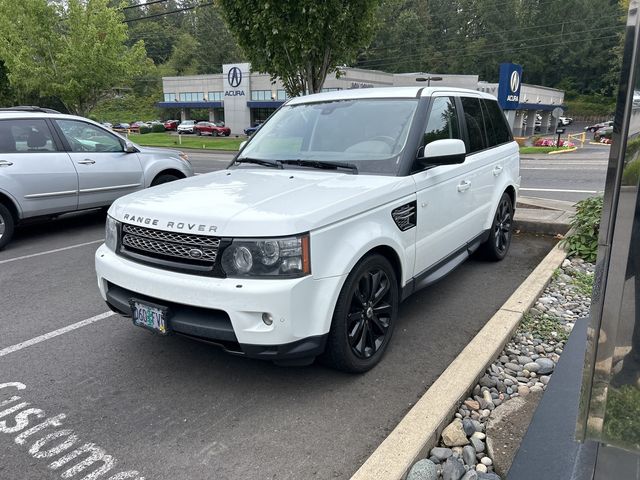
[{"left": 0, "top": 107, "right": 194, "bottom": 249}]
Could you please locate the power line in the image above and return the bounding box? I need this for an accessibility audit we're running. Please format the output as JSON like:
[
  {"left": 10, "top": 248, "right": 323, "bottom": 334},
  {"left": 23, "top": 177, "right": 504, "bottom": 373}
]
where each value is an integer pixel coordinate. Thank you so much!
[
  {"left": 124, "top": 1, "right": 215, "bottom": 23},
  {"left": 352, "top": 33, "right": 619, "bottom": 72},
  {"left": 356, "top": 25, "right": 622, "bottom": 68},
  {"left": 122, "top": 0, "right": 169, "bottom": 11}
]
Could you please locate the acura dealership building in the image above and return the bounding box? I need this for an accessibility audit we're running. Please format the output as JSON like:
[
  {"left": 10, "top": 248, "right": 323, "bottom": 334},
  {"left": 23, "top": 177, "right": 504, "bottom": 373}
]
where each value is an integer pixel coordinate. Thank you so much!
[{"left": 159, "top": 62, "right": 564, "bottom": 136}]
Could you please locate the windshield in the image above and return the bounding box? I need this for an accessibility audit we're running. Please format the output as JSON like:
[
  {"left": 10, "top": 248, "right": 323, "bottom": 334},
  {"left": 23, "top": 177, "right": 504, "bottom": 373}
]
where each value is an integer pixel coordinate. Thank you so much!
[{"left": 238, "top": 98, "right": 418, "bottom": 175}]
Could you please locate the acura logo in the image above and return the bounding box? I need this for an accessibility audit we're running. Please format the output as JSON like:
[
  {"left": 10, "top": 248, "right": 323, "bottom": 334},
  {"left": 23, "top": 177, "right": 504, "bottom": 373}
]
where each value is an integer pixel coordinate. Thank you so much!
[
  {"left": 189, "top": 248, "right": 204, "bottom": 259},
  {"left": 510, "top": 70, "right": 520, "bottom": 93},
  {"left": 228, "top": 67, "right": 242, "bottom": 88}
]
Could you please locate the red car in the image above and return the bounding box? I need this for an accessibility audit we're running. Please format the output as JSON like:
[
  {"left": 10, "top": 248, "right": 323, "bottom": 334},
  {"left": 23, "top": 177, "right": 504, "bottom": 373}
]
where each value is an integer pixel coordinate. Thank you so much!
[
  {"left": 164, "top": 119, "right": 180, "bottom": 131},
  {"left": 194, "top": 121, "right": 231, "bottom": 137}
]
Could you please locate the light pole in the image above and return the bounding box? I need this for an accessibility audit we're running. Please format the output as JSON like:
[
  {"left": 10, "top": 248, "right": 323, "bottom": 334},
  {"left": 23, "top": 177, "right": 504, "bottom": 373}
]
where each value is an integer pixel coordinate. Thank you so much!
[{"left": 416, "top": 76, "right": 443, "bottom": 86}]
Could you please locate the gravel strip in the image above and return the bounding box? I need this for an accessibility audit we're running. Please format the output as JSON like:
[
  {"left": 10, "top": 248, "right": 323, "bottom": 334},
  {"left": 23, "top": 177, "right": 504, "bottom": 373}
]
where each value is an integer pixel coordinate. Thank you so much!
[{"left": 407, "top": 257, "right": 594, "bottom": 480}]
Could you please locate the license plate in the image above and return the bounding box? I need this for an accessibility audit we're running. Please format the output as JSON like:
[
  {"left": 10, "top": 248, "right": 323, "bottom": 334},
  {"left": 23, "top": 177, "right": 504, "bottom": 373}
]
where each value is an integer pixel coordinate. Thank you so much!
[{"left": 130, "top": 300, "right": 168, "bottom": 335}]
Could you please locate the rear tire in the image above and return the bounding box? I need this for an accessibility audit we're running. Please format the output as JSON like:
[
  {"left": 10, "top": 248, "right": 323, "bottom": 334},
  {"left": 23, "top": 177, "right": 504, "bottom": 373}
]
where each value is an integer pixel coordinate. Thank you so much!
[
  {"left": 480, "top": 192, "right": 514, "bottom": 261},
  {"left": 322, "top": 254, "right": 398, "bottom": 373},
  {"left": 151, "top": 173, "right": 181, "bottom": 187},
  {"left": 212, "top": 130, "right": 218, "bottom": 137},
  {"left": 0, "top": 203, "right": 15, "bottom": 250}
]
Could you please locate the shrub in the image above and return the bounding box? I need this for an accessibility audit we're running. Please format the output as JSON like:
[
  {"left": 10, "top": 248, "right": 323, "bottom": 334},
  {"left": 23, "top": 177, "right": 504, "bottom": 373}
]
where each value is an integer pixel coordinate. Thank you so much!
[
  {"left": 623, "top": 158, "right": 640, "bottom": 185},
  {"left": 151, "top": 123, "right": 165, "bottom": 133},
  {"left": 139, "top": 125, "right": 152, "bottom": 134},
  {"left": 561, "top": 195, "right": 603, "bottom": 262}
]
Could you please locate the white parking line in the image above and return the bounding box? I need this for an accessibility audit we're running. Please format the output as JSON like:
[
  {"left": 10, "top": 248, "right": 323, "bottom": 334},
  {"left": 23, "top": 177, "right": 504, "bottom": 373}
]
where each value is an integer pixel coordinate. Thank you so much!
[
  {"left": 0, "top": 239, "right": 104, "bottom": 265},
  {"left": 0, "top": 312, "right": 114, "bottom": 357},
  {"left": 520, "top": 187, "right": 601, "bottom": 194}
]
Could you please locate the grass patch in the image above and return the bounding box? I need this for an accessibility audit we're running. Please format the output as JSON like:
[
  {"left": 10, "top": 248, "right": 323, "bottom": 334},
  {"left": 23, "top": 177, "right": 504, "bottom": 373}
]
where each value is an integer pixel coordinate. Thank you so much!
[
  {"left": 519, "top": 146, "right": 572, "bottom": 154},
  {"left": 603, "top": 385, "right": 640, "bottom": 450},
  {"left": 572, "top": 270, "right": 594, "bottom": 296},
  {"left": 128, "top": 133, "right": 243, "bottom": 151},
  {"left": 520, "top": 312, "right": 569, "bottom": 343}
]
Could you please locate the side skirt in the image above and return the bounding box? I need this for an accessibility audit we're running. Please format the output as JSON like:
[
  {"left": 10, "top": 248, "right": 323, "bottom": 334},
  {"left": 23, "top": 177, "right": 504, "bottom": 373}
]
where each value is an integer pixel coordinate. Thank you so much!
[{"left": 401, "top": 229, "right": 491, "bottom": 301}]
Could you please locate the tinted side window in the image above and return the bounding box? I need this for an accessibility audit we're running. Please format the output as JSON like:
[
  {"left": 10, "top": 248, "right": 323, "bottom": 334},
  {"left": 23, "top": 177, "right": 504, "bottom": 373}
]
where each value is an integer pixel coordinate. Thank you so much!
[
  {"left": 56, "top": 120, "right": 123, "bottom": 153},
  {"left": 423, "top": 97, "right": 460, "bottom": 145},
  {"left": 0, "top": 119, "right": 58, "bottom": 153},
  {"left": 482, "top": 99, "right": 512, "bottom": 145},
  {"left": 460, "top": 97, "right": 487, "bottom": 153}
]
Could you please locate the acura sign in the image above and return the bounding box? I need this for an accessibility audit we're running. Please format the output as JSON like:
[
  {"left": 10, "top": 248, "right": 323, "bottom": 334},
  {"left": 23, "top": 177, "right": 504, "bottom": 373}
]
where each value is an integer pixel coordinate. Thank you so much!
[
  {"left": 497, "top": 63, "right": 523, "bottom": 110},
  {"left": 228, "top": 67, "right": 242, "bottom": 88}
]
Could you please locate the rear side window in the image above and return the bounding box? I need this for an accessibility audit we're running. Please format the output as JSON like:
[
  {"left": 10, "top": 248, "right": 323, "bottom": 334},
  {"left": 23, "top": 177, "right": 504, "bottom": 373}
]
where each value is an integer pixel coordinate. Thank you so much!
[
  {"left": 482, "top": 99, "right": 512, "bottom": 146},
  {"left": 0, "top": 119, "right": 58, "bottom": 153},
  {"left": 460, "top": 97, "right": 486, "bottom": 153},
  {"left": 423, "top": 96, "right": 461, "bottom": 145}
]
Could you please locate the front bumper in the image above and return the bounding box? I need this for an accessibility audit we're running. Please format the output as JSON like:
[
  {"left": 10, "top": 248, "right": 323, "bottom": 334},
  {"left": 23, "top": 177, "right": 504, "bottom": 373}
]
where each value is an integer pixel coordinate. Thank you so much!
[{"left": 95, "top": 245, "right": 345, "bottom": 360}]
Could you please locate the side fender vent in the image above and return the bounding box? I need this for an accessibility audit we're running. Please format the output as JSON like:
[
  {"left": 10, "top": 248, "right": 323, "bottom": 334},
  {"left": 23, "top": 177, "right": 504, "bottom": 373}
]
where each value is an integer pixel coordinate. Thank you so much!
[{"left": 392, "top": 201, "right": 417, "bottom": 231}]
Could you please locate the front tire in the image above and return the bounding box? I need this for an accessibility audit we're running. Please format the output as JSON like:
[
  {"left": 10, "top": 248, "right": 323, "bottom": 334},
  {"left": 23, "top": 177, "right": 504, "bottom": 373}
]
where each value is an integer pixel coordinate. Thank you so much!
[
  {"left": 0, "top": 203, "right": 15, "bottom": 250},
  {"left": 323, "top": 254, "right": 399, "bottom": 373},
  {"left": 151, "top": 173, "right": 181, "bottom": 187},
  {"left": 481, "top": 192, "right": 514, "bottom": 261}
]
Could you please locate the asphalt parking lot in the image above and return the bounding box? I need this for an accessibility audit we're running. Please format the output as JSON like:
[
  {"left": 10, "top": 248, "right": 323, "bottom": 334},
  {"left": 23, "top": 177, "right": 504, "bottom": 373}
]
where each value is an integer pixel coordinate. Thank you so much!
[{"left": 0, "top": 203, "right": 556, "bottom": 480}]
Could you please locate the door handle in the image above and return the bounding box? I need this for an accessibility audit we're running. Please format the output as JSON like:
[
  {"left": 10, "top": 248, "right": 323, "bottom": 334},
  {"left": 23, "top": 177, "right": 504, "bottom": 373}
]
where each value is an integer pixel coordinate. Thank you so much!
[
  {"left": 0, "top": 160, "right": 13, "bottom": 167},
  {"left": 457, "top": 180, "right": 471, "bottom": 192},
  {"left": 77, "top": 159, "right": 95, "bottom": 165},
  {"left": 493, "top": 165, "right": 503, "bottom": 176}
]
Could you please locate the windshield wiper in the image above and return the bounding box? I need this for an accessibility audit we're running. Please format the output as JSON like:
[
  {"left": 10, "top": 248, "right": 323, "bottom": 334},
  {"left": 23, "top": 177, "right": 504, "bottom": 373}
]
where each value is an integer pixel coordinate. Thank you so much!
[
  {"left": 235, "top": 157, "right": 283, "bottom": 169},
  {"left": 280, "top": 159, "right": 358, "bottom": 174}
]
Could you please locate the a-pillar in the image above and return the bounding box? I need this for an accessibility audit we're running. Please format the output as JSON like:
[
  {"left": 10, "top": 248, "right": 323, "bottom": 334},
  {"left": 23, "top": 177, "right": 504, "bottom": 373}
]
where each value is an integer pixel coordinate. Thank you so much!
[
  {"left": 539, "top": 111, "right": 552, "bottom": 134},
  {"left": 525, "top": 109, "right": 538, "bottom": 136},
  {"left": 180, "top": 108, "right": 187, "bottom": 122}
]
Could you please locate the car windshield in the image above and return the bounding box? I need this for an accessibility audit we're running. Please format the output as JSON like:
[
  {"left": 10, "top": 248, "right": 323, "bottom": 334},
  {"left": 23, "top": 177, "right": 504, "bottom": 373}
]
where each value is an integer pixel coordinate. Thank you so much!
[
  {"left": 237, "top": 98, "right": 418, "bottom": 175},
  {"left": 182, "top": 120, "right": 195, "bottom": 125}
]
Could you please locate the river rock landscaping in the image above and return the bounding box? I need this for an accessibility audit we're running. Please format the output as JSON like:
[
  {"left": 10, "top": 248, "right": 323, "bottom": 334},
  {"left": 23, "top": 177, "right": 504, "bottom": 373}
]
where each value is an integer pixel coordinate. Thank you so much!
[{"left": 406, "top": 257, "right": 594, "bottom": 480}]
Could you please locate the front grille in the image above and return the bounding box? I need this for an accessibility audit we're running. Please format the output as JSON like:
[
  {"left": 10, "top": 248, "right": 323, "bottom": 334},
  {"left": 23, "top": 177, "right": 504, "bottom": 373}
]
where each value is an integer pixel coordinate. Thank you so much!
[{"left": 119, "top": 223, "right": 221, "bottom": 273}]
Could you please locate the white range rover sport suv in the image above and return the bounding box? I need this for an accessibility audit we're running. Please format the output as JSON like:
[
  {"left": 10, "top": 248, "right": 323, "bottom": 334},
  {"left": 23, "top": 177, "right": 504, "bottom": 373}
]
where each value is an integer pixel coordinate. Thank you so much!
[{"left": 95, "top": 87, "right": 520, "bottom": 372}]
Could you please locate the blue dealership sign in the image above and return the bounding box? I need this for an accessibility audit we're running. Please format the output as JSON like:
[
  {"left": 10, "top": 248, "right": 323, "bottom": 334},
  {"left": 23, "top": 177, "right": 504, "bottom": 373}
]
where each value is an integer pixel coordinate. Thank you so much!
[{"left": 497, "top": 63, "right": 522, "bottom": 110}]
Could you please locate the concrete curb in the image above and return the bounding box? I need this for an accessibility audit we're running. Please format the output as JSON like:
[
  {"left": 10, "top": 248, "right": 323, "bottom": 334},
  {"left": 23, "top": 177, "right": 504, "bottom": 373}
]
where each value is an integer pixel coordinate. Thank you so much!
[{"left": 350, "top": 242, "right": 568, "bottom": 480}]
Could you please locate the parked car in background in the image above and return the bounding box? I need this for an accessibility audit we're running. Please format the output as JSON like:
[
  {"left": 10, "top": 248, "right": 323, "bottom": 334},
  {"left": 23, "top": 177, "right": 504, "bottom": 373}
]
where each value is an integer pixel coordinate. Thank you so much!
[
  {"left": 195, "top": 121, "right": 231, "bottom": 137},
  {"left": 559, "top": 116, "right": 573, "bottom": 125},
  {"left": 0, "top": 107, "right": 194, "bottom": 249},
  {"left": 113, "top": 122, "right": 130, "bottom": 131},
  {"left": 164, "top": 119, "right": 180, "bottom": 131},
  {"left": 585, "top": 120, "right": 613, "bottom": 132},
  {"left": 594, "top": 125, "right": 613, "bottom": 141},
  {"left": 244, "top": 121, "right": 263, "bottom": 136},
  {"left": 177, "top": 120, "right": 197, "bottom": 134},
  {"left": 101, "top": 122, "right": 113, "bottom": 129}
]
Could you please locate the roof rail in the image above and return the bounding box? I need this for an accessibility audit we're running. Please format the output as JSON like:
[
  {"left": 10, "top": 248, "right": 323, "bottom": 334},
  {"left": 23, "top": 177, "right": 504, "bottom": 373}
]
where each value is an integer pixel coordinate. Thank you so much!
[{"left": 0, "top": 106, "right": 61, "bottom": 114}]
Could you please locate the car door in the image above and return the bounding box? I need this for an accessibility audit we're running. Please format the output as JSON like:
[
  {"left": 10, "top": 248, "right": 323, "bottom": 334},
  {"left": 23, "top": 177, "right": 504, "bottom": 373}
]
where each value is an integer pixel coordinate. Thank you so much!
[
  {"left": 54, "top": 119, "right": 144, "bottom": 209},
  {"left": 412, "top": 94, "right": 475, "bottom": 276},
  {"left": 0, "top": 118, "right": 78, "bottom": 218}
]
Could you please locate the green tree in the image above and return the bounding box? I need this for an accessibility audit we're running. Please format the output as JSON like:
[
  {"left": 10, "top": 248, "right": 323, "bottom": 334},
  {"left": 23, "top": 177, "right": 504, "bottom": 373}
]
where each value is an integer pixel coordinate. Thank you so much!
[
  {"left": 219, "top": 0, "right": 378, "bottom": 96},
  {"left": 0, "top": 0, "right": 148, "bottom": 116}
]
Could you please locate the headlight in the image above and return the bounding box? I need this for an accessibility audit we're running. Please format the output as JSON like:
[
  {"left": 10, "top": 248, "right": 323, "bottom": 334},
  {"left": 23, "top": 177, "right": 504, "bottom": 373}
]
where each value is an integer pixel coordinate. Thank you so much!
[
  {"left": 105, "top": 215, "right": 119, "bottom": 251},
  {"left": 221, "top": 234, "right": 310, "bottom": 278}
]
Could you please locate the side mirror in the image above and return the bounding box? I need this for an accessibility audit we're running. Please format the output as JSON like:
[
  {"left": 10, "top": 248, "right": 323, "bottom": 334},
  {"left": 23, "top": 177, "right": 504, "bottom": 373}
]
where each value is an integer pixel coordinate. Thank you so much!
[
  {"left": 416, "top": 139, "right": 466, "bottom": 166},
  {"left": 239, "top": 140, "right": 247, "bottom": 151},
  {"left": 124, "top": 140, "right": 137, "bottom": 153}
]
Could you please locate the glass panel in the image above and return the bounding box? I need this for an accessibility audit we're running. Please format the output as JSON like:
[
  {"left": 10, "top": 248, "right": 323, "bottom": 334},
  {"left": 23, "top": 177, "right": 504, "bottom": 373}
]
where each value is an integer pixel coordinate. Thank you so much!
[
  {"left": 56, "top": 120, "right": 123, "bottom": 153},
  {"left": 423, "top": 97, "right": 460, "bottom": 145},
  {"left": 0, "top": 119, "right": 58, "bottom": 153},
  {"left": 461, "top": 97, "right": 487, "bottom": 153}
]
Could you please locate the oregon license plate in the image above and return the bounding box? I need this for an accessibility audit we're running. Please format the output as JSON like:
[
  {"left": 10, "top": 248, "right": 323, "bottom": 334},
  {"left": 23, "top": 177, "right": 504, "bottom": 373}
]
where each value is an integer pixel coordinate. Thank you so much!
[{"left": 130, "top": 300, "right": 168, "bottom": 335}]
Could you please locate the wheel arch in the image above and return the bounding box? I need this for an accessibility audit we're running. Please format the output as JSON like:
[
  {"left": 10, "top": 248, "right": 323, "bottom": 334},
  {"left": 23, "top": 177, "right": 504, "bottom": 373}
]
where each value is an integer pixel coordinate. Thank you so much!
[
  {"left": 364, "top": 245, "right": 403, "bottom": 290},
  {"left": 151, "top": 169, "right": 187, "bottom": 184},
  {"left": 0, "top": 190, "right": 20, "bottom": 223}
]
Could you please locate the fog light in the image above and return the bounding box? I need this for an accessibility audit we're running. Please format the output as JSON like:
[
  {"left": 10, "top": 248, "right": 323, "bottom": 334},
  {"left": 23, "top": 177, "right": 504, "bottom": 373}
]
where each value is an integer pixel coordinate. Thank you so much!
[{"left": 262, "top": 312, "right": 273, "bottom": 326}]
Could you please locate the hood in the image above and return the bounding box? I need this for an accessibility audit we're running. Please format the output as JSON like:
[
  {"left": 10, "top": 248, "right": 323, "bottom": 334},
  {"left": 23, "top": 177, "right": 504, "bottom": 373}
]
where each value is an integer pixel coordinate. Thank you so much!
[
  {"left": 110, "top": 168, "right": 415, "bottom": 237},
  {"left": 135, "top": 145, "right": 181, "bottom": 157}
]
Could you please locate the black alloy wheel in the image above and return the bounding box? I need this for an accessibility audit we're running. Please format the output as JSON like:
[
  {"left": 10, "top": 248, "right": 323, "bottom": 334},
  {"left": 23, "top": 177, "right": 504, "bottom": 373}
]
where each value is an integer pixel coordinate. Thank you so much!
[
  {"left": 323, "top": 254, "right": 398, "bottom": 373},
  {"left": 481, "top": 192, "right": 513, "bottom": 261},
  {"left": 212, "top": 130, "right": 218, "bottom": 137}
]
